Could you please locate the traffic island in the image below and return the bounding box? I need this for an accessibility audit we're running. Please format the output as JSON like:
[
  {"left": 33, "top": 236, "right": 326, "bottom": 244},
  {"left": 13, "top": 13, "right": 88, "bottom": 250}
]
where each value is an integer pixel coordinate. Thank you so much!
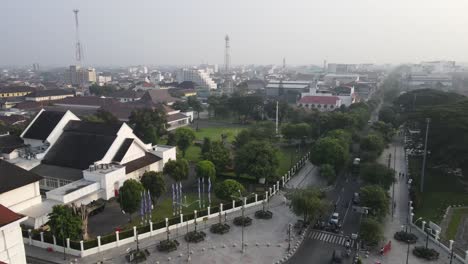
[
  {"left": 394, "top": 231, "right": 418, "bottom": 244},
  {"left": 412, "top": 246, "right": 440, "bottom": 261},
  {"left": 125, "top": 249, "right": 148, "bottom": 263},
  {"left": 210, "top": 223, "right": 231, "bottom": 234},
  {"left": 233, "top": 216, "right": 252, "bottom": 226},
  {"left": 185, "top": 231, "right": 206, "bottom": 243},
  {"left": 255, "top": 210, "right": 273, "bottom": 219},
  {"left": 156, "top": 239, "right": 180, "bottom": 252}
]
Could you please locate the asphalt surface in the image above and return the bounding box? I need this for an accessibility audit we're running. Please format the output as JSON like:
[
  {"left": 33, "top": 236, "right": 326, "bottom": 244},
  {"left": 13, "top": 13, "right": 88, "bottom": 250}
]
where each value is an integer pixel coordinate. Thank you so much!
[{"left": 288, "top": 101, "right": 382, "bottom": 264}]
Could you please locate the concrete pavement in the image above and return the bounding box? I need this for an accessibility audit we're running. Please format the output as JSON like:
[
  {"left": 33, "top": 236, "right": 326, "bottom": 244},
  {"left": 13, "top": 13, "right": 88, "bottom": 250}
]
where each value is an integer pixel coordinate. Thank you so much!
[{"left": 362, "top": 137, "right": 464, "bottom": 264}]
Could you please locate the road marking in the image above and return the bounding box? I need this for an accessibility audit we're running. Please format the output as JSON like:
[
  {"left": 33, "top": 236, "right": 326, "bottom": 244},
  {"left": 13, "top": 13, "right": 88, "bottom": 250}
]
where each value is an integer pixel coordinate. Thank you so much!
[{"left": 308, "top": 230, "right": 354, "bottom": 247}]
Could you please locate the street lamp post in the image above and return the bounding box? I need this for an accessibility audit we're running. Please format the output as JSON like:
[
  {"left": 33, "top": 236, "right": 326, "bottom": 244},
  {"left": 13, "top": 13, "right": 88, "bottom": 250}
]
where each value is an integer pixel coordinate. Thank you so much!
[
  {"left": 405, "top": 239, "right": 410, "bottom": 264},
  {"left": 420, "top": 118, "right": 430, "bottom": 193},
  {"left": 231, "top": 190, "right": 255, "bottom": 254},
  {"left": 411, "top": 216, "right": 422, "bottom": 233},
  {"left": 449, "top": 240, "right": 455, "bottom": 264},
  {"left": 288, "top": 223, "right": 292, "bottom": 252}
]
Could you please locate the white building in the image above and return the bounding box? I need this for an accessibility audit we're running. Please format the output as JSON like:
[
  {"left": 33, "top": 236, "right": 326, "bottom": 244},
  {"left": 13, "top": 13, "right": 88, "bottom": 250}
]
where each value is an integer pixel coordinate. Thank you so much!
[
  {"left": 301, "top": 85, "right": 357, "bottom": 107},
  {"left": 323, "top": 74, "right": 360, "bottom": 87},
  {"left": 0, "top": 204, "right": 28, "bottom": 264},
  {"left": 5, "top": 109, "right": 176, "bottom": 227},
  {"left": 68, "top": 66, "right": 97, "bottom": 86},
  {"left": 97, "top": 75, "right": 112, "bottom": 86},
  {"left": 176, "top": 68, "right": 217, "bottom": 91},
  {"left": 297, "top": 95, "right": 341, "bottom": 112}
]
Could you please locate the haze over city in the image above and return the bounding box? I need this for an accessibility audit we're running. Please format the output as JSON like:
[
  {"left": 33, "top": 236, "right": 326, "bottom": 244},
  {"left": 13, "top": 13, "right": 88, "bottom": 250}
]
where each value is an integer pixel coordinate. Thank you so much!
[
  {"left": 2, "top": 0, "right": 468, "bottom": 66},
  {"left": 3, "top": 1, "right": 468, "bottom": 264}
]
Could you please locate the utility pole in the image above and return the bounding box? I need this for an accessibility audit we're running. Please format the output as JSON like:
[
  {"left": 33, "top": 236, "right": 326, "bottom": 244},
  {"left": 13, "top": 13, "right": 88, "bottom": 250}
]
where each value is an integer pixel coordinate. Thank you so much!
[
  {"left": 275, "top": 101, "right": 279, "bottom": 136},
  {"left": 420, "top": 118, "right": 430, "bottom": 193},
  {"left": 288, "top": 223, "right": 292, "bottom": 252},
  {"left": 392, "top": 144, "right": 396, "bottom": 218}
]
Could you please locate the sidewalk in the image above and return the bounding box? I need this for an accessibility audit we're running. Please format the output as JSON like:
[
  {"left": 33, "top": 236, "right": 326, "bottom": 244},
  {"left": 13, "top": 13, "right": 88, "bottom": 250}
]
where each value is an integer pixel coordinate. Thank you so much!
[
  {"left": 26, "top": 162, "right": 322, "bottom": 264},
  {"left": 363, "top": 139, "right": 463, "bottom": 264}
]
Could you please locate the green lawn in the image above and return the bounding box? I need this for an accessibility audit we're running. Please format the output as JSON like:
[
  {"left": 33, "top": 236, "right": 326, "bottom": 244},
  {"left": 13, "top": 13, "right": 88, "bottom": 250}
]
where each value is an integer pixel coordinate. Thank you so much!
[
  {"left": 410, "top": 157, "right": 468, "bottom": 224},
  {"left": 193, "top": 126, "right": 246, "bottom": 143},
  {"left": 126, "top": 193, "right": 221, "bottom": 228},
  {"left": 445, "top": 208, "right": 468, "bottom": 240},
  {"left": 277, "top": 146, "right": 308, "bottom": 176},
  {"left": 185, "top": 145, "right": 202, "bottom": 162}
]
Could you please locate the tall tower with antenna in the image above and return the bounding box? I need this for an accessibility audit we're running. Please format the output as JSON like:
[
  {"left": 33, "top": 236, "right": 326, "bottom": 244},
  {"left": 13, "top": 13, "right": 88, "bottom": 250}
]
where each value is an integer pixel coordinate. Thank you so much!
[
  {"left": 224, "top": 35, "right": 230, "bottom": 73},
  {"left": 73, "top": 9, "right": 83, "bottom": 65}
]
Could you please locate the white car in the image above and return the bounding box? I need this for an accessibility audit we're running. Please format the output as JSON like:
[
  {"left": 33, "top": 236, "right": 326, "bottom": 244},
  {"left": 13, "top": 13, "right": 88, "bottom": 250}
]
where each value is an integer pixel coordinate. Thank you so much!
[{"left": 330, "top": 212, "right": 340, "bottom": 225}]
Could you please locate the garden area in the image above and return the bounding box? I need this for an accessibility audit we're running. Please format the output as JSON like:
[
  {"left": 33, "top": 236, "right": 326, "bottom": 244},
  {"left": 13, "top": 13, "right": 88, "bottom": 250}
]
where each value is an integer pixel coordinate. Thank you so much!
[{"left": 409, "top": 156, "right": 468, "bottom": 225}]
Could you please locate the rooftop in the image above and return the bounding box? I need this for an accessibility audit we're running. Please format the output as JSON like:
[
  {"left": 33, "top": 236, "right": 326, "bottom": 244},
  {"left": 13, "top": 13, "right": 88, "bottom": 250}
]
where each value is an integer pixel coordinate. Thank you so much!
[
  {"left": 22, "top": 110, "right": 65, "bottom": 140},
  {"left": 54, "top": 96, "right": 119, "bottom": 107},
  {"left": 0, "top": 204, "right": 24, "bottom": 228},
  {"left": 0, "top": 134, "right": 25, "bottom": 154},
  {"left": 0, "top": 160, "right": 42, "bottom": 194},
  {"left": 124, "top": 152, "right": 161, "bottom": 174},
  {"left": 0, "top": 86, "right": 35, "bottom": 94},
  {"left": 31, "top": 164, "right": 83, "bottom": 182},
  {"left": 26, "top": 89, "right": 74, "bottom": 98}
]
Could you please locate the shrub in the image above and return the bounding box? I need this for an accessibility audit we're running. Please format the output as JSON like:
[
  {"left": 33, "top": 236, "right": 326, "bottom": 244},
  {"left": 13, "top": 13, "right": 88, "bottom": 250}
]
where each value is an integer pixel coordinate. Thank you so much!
[
  {"left": 156, "top": 239, "right": 179, "bottom": 252},
  {"left": 413, "top": 246, "right": 439, "bottom": 260},
  {"left": 210, "top": 223, "right": 231, "bottom": 234},
  {"left": 394, "top": 231, "right": 418, "bottom": 244},
  {"left": 184, "top": 231, "right": 206, "bottom": 243},
  {"left": 233, "top": 216, "right": 252, "bottom": 226},
  {"left": 254, "top": 210, "right": 273, "bottom": 219},
  {"left": 214, "top": 179, "right": 245, "bottom": 201}
]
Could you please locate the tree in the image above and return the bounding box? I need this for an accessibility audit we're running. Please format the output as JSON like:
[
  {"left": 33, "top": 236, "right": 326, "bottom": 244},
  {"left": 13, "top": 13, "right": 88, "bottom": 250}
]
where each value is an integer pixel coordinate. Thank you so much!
[
  {"left": 320, "top": 164, "right": 336, "bottom": 184},
  {"left": 214, "top": 179, "right": 245, "bottom": 201},
  {"left": 118, "top": 179, "right": 145, "bottom": 218},
  {"left": 82, "top": 109, "right": 119, "bottom": 124},
  {"left": 174, "top": 127, "right": 196, "bottom": 157},
  {"left": 378, "top": 106, "right": 397, "bottom": 126},
  {"left": 202, "top": 141, "right": 231, "bottom": 172},
  {"left": 282, "top": 123, "right": 312, "bottom": 141},
  {"left": 48, "top": 205, "right": 82, "bottom": 240},
  {"left": 371, "top": 121, "right": 395, "bottom": 143},
  {"left": 172, "top": 101, "right": 190, "bottom": 112},
  {"left": 360, "top": 163, "right": 395, "bottom": 190},
  {"left": 360, "top": 218, "right": 383, "bottom": 246},
  {"left": 141, "top": 171, "right": 166, "bottom": 204},
  {"left": 310, "top": 137, "right": 349, "bottom": 171},
  {"left": 196, "top": 160, "right": 216, "bottom": 181},
  {"left": 234, "top": 141, "right": 279, "bottom": 181},
  {"left": 288, "top": 188, "right": 328, "bottom": 222},
  {"left": 129, "top": 108, "right": 167, "bottom": 144},
  {"left": 360, "top": 185, "right": 390, "bottom": 220},
  {"left": 89, "top": 84, "right": 118, "bottom": 96},
  {"left": 201, "top": 137, "right": 212, "bottom": 155},
  {"left": 71, "top": 203, "right": 90, "bottom": 240},
  {"left": 163, "top": 159, "right": 189, "bottom": 182},
  {"left": 187, "top": 96, "right": 203, "bottom": 119},
  {"left": 361, "top": 133, "right": 385, "bottom": 154}
]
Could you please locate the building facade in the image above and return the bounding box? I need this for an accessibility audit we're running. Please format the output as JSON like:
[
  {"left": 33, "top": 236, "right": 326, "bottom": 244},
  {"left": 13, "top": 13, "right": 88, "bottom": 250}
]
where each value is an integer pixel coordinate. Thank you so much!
[{"left": 176, "top": 68, "right": 217, "bottom": 91}]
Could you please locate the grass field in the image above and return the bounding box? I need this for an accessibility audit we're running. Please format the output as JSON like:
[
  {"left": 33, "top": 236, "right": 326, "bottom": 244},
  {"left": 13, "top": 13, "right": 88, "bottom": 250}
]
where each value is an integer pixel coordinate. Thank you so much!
[
  {"left": 277, "top": 146, "right": 308, "bottom": 176},
  {"left": 193, "top": 126, "right": 245, "bottom": 143},
  {"left": 410, "top": 157, "right": 468, "bottom": 224},
  {"left": 184, "top": 145, "right": 202, "bottom": 162},
  {"left": 445, "top": 208, "right": 468, "bottom": 240},
  {"left": 127, "top": 193, "right": 221, "bottom": 228}
]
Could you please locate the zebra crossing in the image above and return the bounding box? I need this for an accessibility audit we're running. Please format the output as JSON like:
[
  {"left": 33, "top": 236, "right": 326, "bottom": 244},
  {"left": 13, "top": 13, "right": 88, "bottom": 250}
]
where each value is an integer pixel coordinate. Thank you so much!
[{"left": 308, "top": 230, "right": 354, "bottom": 247}]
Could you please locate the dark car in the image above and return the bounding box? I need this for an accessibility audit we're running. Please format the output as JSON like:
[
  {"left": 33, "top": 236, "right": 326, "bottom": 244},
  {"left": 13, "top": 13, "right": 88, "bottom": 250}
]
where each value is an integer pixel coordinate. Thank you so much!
[{"left": 331, "top": 249, "right": 343, "bottom": 263}]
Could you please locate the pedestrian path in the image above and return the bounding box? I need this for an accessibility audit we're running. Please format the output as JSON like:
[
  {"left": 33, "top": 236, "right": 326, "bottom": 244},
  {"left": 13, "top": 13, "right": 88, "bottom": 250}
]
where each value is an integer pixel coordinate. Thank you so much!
[{"left": 308, "top": 230, "right": 353, "bottom": 247}]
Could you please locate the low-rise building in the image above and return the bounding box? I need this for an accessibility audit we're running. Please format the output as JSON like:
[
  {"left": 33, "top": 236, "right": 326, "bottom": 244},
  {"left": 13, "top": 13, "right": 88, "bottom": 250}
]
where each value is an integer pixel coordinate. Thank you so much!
[
  {"left": 0, "top": 204, "right": 28, "bottom": 264},
  {"left": 0, "top": 86, "right": 35, "bottom": 98},
  {"left": 25, "top": 89, "right": 75, "bottom": 102}
]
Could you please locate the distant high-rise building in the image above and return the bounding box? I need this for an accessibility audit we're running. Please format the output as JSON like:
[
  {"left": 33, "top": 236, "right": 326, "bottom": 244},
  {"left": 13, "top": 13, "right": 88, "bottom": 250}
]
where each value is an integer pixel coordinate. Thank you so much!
[
  {"left": 32, "top": 63, "right": 40, "bottom": 72},
  {"left": 176, "top": 68, "right": 217, "bottom": 91},
  {"left": 68, "top": 65, "right": 96, "bottom": 86}
]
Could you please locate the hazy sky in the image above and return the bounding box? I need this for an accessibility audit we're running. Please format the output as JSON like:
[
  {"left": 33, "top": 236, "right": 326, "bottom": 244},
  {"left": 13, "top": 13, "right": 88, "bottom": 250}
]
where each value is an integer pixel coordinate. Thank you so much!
[{"left": 2, "top": 0, "right": 468, "bottom": 67}]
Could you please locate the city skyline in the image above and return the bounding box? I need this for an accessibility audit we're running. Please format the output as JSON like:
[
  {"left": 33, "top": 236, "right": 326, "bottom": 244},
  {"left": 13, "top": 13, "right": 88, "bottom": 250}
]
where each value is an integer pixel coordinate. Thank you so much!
[{"left": 2, "top": 0, "right": 468, "bottom": 66}]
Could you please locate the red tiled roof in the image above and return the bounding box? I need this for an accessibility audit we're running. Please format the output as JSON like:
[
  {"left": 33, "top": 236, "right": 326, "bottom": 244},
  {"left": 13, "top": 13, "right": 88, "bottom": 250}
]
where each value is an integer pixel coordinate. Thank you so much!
[
  {"left": 0, "top": 204, "right": 24, "bottom": 227},
  {"left": 298, "top": 96, "right": 340, "bottom": 105},
  {"left": 141, "top": 82, "right": 155, "bottom": 88}
]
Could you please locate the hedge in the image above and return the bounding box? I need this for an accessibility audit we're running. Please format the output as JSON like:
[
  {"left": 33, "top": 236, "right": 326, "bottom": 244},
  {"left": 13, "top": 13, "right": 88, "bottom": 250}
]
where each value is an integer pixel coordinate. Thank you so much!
[
  {"left": 83, "top": 239, "right": 98, "bottom": 250},
  {"left": 119, "top": 229, "right": 134, "bottom": 240},
  {"left": 100, "top": 233, "right": 117, "bottom": 245}
]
